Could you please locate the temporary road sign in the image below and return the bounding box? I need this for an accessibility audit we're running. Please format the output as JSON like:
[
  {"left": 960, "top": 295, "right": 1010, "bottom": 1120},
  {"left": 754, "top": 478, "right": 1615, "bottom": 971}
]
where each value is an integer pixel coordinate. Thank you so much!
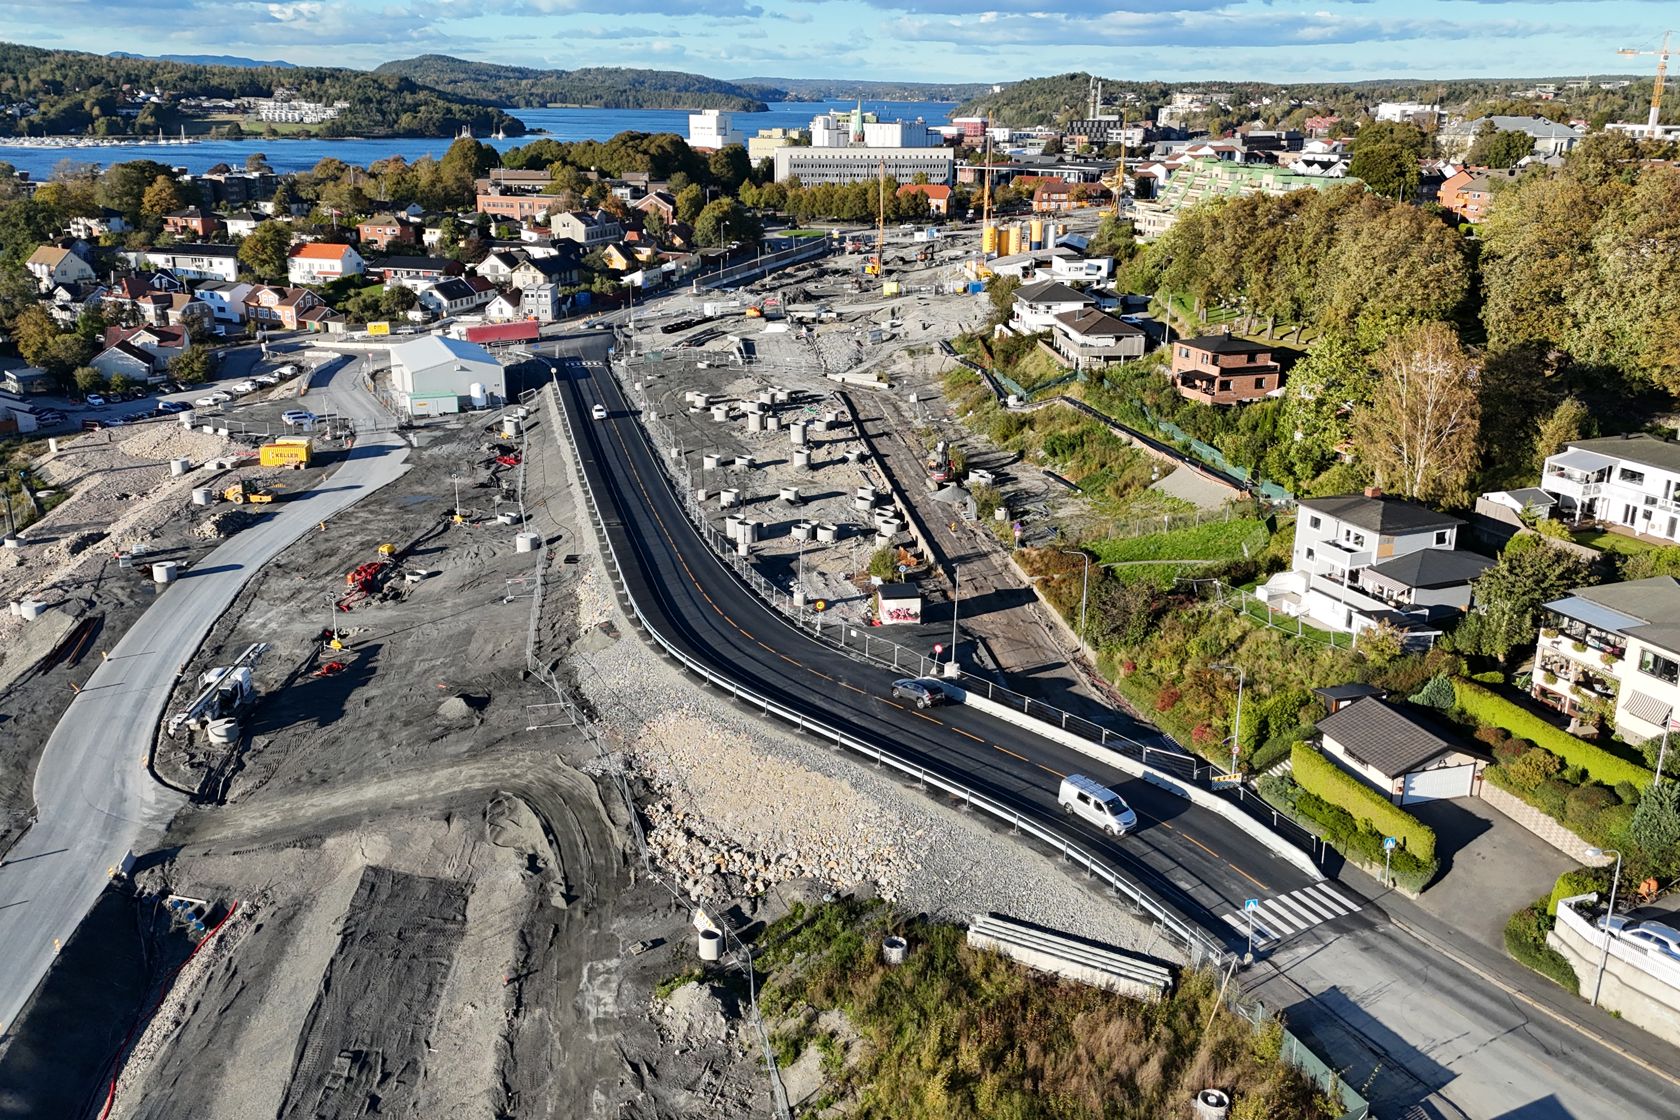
[{"left": 1244, "top": 898, "right": 1260, "bottom": 912}]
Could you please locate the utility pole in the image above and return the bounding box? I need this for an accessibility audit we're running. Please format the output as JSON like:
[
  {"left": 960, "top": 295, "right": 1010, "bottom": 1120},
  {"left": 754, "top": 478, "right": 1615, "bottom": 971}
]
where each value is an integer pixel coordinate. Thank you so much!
[{"left": 948, "top": 564, "right": 961, "bottom": 675}]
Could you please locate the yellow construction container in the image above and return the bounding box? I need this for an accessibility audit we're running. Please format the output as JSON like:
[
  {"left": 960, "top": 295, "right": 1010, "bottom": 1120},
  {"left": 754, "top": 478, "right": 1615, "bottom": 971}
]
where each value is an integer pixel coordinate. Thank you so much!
[
  {"left": 1029, "top": 219, "right": 1045, "bottom": 249},
  {"left": 981, "top": 224, "right": 997, "bottom": 254},
  {"left": 259, "top": 437, "right": 312, "bottom": 469},
  {"left": 1005, "top": 224, "right": 1023, "bottom": 256}
]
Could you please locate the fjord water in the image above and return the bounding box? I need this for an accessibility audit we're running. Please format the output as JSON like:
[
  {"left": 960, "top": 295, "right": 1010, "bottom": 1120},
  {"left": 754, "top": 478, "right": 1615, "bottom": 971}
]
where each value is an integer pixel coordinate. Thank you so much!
[{"left": 0, "top": 101, "right": 959, "bottom": 179}]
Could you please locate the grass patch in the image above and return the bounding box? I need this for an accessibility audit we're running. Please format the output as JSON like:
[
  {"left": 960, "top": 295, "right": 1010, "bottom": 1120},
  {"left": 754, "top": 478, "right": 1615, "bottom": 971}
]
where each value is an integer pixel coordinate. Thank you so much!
[
  {"left": 1088, "top": 518, "right": 1270, "bottom": 565},
  {"left": 653, "top": 967, "right": 704, "bottom": 1000},
  {"left": 755, "top": 899, "right": 1338, "bottom": 1120},
  {"left": 1571, "top": 528, "right": 1663, "bottom": 556}
]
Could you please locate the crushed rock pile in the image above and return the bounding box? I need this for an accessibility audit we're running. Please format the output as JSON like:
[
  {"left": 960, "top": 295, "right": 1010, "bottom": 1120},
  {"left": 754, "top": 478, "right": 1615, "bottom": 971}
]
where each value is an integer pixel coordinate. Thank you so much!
[{"left": 194, "top": 508, "right": 254, "bottom": 540}]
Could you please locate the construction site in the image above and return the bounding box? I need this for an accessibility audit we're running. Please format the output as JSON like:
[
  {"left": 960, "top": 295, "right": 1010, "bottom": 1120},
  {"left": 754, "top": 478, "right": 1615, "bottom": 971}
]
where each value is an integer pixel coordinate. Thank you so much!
[{"left": 0, "top": 231, "right": 1180, "bottom": 1114}]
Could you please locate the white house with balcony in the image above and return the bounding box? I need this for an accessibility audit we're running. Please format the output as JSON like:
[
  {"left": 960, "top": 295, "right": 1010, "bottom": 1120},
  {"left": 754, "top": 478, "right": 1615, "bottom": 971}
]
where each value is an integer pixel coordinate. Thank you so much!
[
  {"left": 1009, "top": 280, "right": 1094, "bottom": 333},
  {"left": 1539, "top": 435, "right": 1680, "bottom": 544},
  {"left": 1255, "top": 490, "right": 1478, "bottom": 641},
  {"left": 1533, "top": 576, "right": 1680, "bottom": 743}
]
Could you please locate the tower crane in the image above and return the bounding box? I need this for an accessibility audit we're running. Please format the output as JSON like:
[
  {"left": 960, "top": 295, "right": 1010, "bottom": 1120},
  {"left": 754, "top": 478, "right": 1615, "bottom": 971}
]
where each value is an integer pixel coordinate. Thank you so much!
[{"left": 1619, "top": 31, "right": 1672, "bottom": 132}]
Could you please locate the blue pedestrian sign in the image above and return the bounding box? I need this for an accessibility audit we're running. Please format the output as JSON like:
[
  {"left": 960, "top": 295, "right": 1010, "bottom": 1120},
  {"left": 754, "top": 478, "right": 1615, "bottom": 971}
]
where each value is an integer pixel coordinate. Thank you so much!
[
  {"left": 1244, "top": 898, "right": 1260, "bottom": 912},
  {"left": 1383, "top": 836, "right": 1398, "bottom": 851}
]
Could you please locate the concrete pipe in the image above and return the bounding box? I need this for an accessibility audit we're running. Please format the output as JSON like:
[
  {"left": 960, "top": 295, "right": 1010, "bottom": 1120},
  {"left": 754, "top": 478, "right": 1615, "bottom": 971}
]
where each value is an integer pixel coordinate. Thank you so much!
[
  {"left": 779, "top": 487, "right": 800, "bottom": 503},
  {"left": 812, "top": 419, "right": 829, "bottom": 433},
  {"left": 151, "top": 561, "right": 178, "bottom": 584},
  {"left": 720, "top": 488, "right": 739, "bottom": 509},
  {"left": 790, "top": 422, "right": 807, "bottom": 447},
  {"left": 2, "top": 535, "right": 18, "bottom": 549},
  {"left": 815, "top": 523, "right": 838, "bottom": 543},
  {"left": 698, "top": 928, "right": 723, "bottom": 962},
  {"left": 743, "top": 520, "right": 761, "bottom": 543},
  {"left": 497, "top": 511, "right": 520, "bottom": 525},
  {"left": 515, "top": 531, "right": 541, "bottom": 553},
  {"left": 734, "top": 536, "right": 750, "bottom": 557},
  {"left": 1192, "top": 1090, "right": 1231, "bottom": 1120},
  {"left": 793, "top": 450, "right": 811, "bottom": 470},
  {"left": 710, "top": 405, "right": 730, "bottom": 423},
  {"left": 502, "top": 417, "right": 521, "bottom": 437},
  {"left": 882, "top": 936, "right": 908, "bottom": 965},
  {"left": 18, "top": 600, "right": 46, "bottom": 620},
  {"left": 792, "top": 522, "right": 813, "bottom": 542},
  {"left": 766, "top": 416, "right": 780, "bottom": 431},
  {"left": 206, "top": 718, "right": 240, "bottom": 745},
  {"left": 696, "top": 488, "right": 711, "bottom": 503},
  {"left": 170, "top": 457, "right": 191, "bottom": 477},
  {"left": 746, "top": 413, "right": 764, "bottom": 433},
  {"left": 725, "top": 515, "right": 744, "bottom": 540},
  {"left": 191, "top": 487, "right": 215, "bottom": 506},
  {"left": 792, "top": 586, "right": 807, "bottom": 607},
  {"left": 179, "top": 413, "right": 195, "bottom": 427},
  {"left": 702, "top": 453, "right": 721, "bottom": 470},
  {"left": 995, "top": 505, "right": 1010, "bottom": 522}
]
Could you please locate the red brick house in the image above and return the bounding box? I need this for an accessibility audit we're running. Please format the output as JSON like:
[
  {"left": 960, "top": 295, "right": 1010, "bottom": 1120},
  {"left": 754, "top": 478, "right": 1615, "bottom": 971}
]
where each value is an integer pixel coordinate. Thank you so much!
[
  {"left": 357, "top": 213, "right": 411, "bottom": 251},
  {"left": 1437, "top": 167, "right": 1522, "bottom": 223},
  {"left": 244, "top": 285, "right": 327, "bottom": 331},
  {"left": 1171, "top": 334, "right": 1282, "bottom": 405},
  {"left": 163, "top": 207, "right": 221, "bottom": 238},
  {"left": 477, "top": 193, "right": 564, "bottom": 221}
]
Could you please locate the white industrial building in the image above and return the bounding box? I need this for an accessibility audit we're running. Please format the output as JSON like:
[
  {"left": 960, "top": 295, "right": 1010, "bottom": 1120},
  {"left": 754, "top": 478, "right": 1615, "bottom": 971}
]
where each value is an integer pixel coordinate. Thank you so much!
[
  {"left": 688, "top": 109, "right": 744, "bottom": 150},
  {"left": 772, "top": 146, "right": 954, "bottom": 186},
  {"left": 387, "top": 335, "right": 504, "bottom": 417}
]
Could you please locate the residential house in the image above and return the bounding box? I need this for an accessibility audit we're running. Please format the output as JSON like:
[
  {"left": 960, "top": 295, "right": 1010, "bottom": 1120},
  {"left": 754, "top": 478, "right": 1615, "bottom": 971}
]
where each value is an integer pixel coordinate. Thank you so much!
[
  {"left": 1256, "top": 490, "right": 1474, "bottom": 641},
  {"left": 357, "top": 213, "right": 411, "bottom": 251},
  {"left": 67, "top": 209, "right": 129, "bottom": 239},
  {"left": 484, "top": 288, "right": 524, "bottom": 321},
  {"left": 1539, "top": 435, "right": 1680, "bottom": 543},
  {"left": 25, "top": 245, "right": 94, "bottom": 291},
  {"left": 477, "top": 193, "right": 564, "bottom": 222},
  {"left": 600, "top": 242, "right": 657, "bottom": 272},
  {"left": 508, "top": 253, "right": 581, "bottom": 291},
  {"left": 475, "top": 169, "right": 554, "bottom": 195},
  {"left": 105, "top": 276, "right": 185, "bottom": 326},
  {"left": 552, "top": 209, "right": 622, "bottom": 249},
  {"left": 90, "top": 340, "right": 156, "bottom": 382},
  {"left": 1534, "top": 576, "right": 1680, "bottom": 742},
  {"left": 191, "top": 280, "right": 253, "bottom": 329},
  {"left": 91, "top": 324, "right": 190, "bottom": 381},
  {"left": 0, "top": 391, "right": 39, "bottom": 436},
  {"left": 243, "top": 285, "right": 327, "bottom": 331},
  {"left": 475, "top": 250, "right": 527, "bottom": 284},
  {"left": 125, "top": 244, "right": 239, "bottom": 282},
  {"left": 635, "top": 190, "right": 678, "bottom": 226},
  {"left": 520, "top": 283, "right": 560, "bottom": 322},
  {"left": 1032, "top": 180, "right": 1107, "bottom": 211},
  {"left": 896, "top": 183, "right": 952, "bottom": 216},
  {"left": 1, "top": 367, "right": 53, "bottom": 396},
  {"left": 1316, "top": 698, "right": 1488, "bottom": 804},
  {"left": 378, "top": 255, "right": 462, "bottom": 291},
  {"left": 1441, "top": 115, "right": 1583, "bottom": 159},
  {"left": 1437, "top": 167, "right": 1523, "bottom": 223},
  {"left": 222, "top": 211, "right": 263, "bottom": 238},
  {"left": 1169, "top": 334, "right": 1282, "bottom": 405},
  {"left": 1009, "top": 279, "right": 1094, "bottom": 333},
  {"left": 1047, "top": 308, "right": 1148, "bottom": 370},
  {"left": 416, "top": 276, "right": 497, "bottom": 317},
  {"left": 163, "top": 207, "right": 221, "bottom": 238},
  {"left": 44, "top": 281, "right": 106, "bottom": 326},
  {"left": 160, "top": 292, "right": 213, "bottom": 335},
  {"left": 286, "top": 242, "right": 364, "bottom": 286}
]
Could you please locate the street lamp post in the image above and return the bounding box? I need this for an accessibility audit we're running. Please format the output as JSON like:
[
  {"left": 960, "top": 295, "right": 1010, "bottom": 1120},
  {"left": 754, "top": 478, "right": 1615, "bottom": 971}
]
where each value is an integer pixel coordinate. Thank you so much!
[
  {"left": 1586, "top": 846, "right": 1623, "bottom": 1007},
  {"left": 948, "top": 564, "right": 961, "bottom": 675},
  {"left": 1057, "top": 548, "right": 1091, "bottom": 636},
  {"left": 1211, "top": 662, "right": 1247, "bottom": 777}
]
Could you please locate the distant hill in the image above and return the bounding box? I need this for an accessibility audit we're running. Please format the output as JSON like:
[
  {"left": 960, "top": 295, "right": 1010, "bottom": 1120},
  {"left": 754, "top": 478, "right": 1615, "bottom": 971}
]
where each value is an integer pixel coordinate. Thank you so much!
[
  {"left": 375, "top": 55, "right": 777, "bottom": 112},
  {"left": 109, "top": 51, "right": 296, "bottom": 69},
  {"left": 0, "top": 42, "right": 522, "bottom": 139},
  {"left": 735, "top": 78, "right": 989, "bottom": 105}
]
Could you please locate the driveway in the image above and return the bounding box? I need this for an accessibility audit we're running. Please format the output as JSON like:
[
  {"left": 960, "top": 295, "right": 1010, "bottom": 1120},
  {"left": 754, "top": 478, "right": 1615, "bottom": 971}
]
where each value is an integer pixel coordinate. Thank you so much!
[
  {"left": 1408, "top": 793, "right": 1576, "bottom": 948},
  {"left": 0, "top": 355, "right": 409, "bottom": 1035}
]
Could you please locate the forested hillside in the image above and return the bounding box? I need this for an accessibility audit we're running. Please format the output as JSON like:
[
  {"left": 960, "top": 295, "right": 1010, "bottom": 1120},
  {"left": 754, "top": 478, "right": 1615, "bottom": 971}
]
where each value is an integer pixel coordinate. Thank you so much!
[
  {"left": 374, "top": 55, "right": 774, "bottom": 111},
  {"left": 0, "top": 42, "right": 523, "bottom": 138}
]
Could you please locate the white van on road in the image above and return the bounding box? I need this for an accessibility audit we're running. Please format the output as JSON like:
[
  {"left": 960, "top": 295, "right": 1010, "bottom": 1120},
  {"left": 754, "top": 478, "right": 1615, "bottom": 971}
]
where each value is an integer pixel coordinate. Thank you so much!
[{"left": 1058, "top": 774, "right": 1138, "bottom": 836}]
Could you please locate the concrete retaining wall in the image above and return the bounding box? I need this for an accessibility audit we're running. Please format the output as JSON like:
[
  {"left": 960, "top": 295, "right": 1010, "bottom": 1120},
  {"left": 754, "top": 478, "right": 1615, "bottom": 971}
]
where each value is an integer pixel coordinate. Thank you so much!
[
  {"left": 949, "top": 685, "right": 1324, "bottom": 881},
  {"left": 1551, "top": 895, "right": 1680, "bottom": 1048}
]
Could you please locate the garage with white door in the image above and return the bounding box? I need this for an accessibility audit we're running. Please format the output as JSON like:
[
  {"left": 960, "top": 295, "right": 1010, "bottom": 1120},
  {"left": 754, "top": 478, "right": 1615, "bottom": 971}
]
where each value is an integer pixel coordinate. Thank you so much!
[{"left": 1315, "top": 696, "right": 1488, "bottom": 805}]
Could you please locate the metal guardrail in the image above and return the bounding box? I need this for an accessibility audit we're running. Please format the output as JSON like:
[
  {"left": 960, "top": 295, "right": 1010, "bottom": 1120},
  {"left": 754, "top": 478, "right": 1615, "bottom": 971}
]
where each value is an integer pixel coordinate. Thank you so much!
[{"left": 556, "top": 366, "right": 1228, "bottom": 971}]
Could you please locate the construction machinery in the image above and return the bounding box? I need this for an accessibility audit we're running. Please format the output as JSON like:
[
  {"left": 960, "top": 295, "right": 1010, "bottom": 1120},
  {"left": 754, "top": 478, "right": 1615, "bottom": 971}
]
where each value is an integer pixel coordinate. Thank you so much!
[
  {"left": 224, "top": 480, "right": 276, "bottom": 504},
  {"left": 1619, "top": 31, "right": 1673, "bottom": 133},
  {"left": 927, "top": 439, "right": 962, "bottom": 484},
  {"left": 166, "top": 642, "right": 270, "bottom": 739}
]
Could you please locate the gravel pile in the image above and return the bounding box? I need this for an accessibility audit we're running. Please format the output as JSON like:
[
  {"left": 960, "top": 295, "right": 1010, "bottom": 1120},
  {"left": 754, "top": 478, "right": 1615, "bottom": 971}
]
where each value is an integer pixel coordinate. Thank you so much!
[
  {"left": 193, "top": 508, "right": 253, "bottom": 540},
  {"left": 119, "top": 424, "right": 232, "bottom": 464}
]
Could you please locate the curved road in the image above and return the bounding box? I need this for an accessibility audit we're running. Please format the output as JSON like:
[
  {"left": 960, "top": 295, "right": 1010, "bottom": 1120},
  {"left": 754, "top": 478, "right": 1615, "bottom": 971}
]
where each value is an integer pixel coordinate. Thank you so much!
[
  {"left": 548, "top": 338, "right": 1680, "bottom": 1120},
  {"left": 0, "top": 357, "right": 409, "bottom": 1035}
]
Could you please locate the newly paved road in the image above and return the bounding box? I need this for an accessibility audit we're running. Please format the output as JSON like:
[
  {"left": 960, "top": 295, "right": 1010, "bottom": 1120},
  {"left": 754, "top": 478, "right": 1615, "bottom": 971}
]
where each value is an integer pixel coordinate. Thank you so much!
[
  {"left": 0, "top": 356, "right": 409, "bottom": 1035},
  {"left": 547, "top": 338, "right": 1680, "bottom": 1120}
]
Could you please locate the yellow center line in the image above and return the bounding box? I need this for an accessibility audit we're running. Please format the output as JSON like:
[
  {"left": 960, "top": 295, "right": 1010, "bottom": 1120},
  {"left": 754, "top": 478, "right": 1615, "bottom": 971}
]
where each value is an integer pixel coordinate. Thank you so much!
[
  {"left": 911, "top": 709, "right": 942, "bottom": 725},
  {"left": 882, "top": 699, "right": 905, "bottom": 710},
  {"left": 992, "top": 745, "right": 1029, "bottom": 763},
  {"left": 778, "top": 654, "right": 801, "bottom": 667},
  {"left": 1036, "top": 762, "right": 1066, "bottom": 779},
  {"left": 840, "top": 682, "right": 866, "bottom": 695},
  {"left": 953, "top": 727, "right": 984, "bottom": 743},
  {"left": 1181, "top": 833, "right": 1221, "bottom": 859},
  {"left": 1229, "top": 864, "right": 1269, "bottom": 892}
]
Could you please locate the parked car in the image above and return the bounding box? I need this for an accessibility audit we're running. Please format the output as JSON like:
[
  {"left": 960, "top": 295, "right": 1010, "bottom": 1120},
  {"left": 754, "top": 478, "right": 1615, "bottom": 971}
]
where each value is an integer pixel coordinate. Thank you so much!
[
  {"left": 157, "top": 400, "right": 190, "bottom": 413},
  {"left": 193, "top": 396, "right": 223, "bottom": 409},
  {"left": 1602, "top": 916, "right": 1680, "bottom": 961},
  {"left": 80, "top": 418, "right": 105, "bottom": 431},
  {"left": 36, "top": 410, "right": 66, "bottom": 425},
  {"left": 253, "top": 373, "right": 279, "bottom": 386},
  {"left": 230, "top": 380, "right": 258, "bottom": 394},
  {"left": 84, "top": 393, "right": 106, "bottom": 407},
  {"left": 1058, "top": 774, "right": 1138, "bottom": 836},
  {"left": 281, "top": 409, "right": 316, "bottom": 427},
  {"left": 890, "top": 678, "right": 946, "bottom": 709}
]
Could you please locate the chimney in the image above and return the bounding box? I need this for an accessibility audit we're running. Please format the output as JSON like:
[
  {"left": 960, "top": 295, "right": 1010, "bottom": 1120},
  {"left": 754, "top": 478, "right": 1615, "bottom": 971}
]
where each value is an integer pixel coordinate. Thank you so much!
[{"left": 1364, "top": 486, "right": 1384, "bottom": 499}]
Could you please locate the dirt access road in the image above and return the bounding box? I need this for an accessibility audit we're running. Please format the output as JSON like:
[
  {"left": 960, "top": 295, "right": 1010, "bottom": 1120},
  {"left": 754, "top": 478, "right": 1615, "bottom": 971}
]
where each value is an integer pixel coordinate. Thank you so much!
[{"left": 0, "top": 355, "right": 409, "bottom": 1037}]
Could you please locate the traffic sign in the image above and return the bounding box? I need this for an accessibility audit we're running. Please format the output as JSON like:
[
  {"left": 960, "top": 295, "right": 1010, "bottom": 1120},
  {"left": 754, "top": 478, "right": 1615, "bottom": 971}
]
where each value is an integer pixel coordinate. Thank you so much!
[
  {"left": 1383, "top": 836, "right": 1397, "bottom": 851},
  {"left": 1244, "top": 897, "right": 1260, "bottom": 912},
  {"left": 1211, "top": 771, "right": 1242, "bottom": 785}
]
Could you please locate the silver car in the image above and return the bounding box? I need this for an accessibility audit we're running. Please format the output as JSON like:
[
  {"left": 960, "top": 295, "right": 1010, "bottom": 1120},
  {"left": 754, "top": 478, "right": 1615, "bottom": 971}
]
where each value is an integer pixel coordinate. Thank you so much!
[{"left": 890, "top": 678, "right": 946, "bottom": 709}]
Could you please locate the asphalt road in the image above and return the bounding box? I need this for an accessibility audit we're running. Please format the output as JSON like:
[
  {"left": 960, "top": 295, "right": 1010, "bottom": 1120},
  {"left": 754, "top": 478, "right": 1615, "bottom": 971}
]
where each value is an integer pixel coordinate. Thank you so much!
[
  {"left": 546, "top": 336, "right": 1680, "bottom": 1120},
  {"left": 0, "top": 355, "right": 410, "bottom": 1036}
]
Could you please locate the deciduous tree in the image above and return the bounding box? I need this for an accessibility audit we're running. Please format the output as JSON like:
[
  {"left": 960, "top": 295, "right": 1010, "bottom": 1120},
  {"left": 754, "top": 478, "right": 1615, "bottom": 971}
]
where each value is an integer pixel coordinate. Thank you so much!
[
  {"left": 1455, "top": 534, "right": 1593, "bottom": 662},
  {"left": 238, "top": 219, "right": 293, "bottom": 283},
  {"left": 1350, "top": 321, "right": 1479, "bottom": 504},
  {"left": 139, "top": 174, "right": 184, "bottom": 219}
]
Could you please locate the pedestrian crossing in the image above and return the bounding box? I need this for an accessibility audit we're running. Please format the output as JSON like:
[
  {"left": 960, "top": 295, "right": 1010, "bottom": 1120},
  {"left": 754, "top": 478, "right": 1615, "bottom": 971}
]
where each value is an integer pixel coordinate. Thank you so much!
[{"left": 1221, "top": 883, "right": 1361, "bottom": 947}]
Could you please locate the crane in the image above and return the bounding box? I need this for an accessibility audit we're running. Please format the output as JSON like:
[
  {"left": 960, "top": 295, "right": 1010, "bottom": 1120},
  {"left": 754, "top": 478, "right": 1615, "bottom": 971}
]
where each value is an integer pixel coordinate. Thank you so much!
[
  {"left": 868, "top": 159, "right": 887, "bottom": 280},
  {"left": 1619, "top": 31, "right": 1672, "bottom": 132}
]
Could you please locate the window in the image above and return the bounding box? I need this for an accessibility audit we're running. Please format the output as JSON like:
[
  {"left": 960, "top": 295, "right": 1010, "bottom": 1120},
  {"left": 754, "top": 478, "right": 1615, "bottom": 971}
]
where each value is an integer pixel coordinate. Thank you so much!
[
  {"left": 1308, "top": 515, "right": 1322, "bottom": 529},
  {"left": 1255, "top": 378, "right": 1266, "bottom": 389},
  {"left": 1248, "top": 352, "right": 1260, "bottom": 363},
  {"left": 1178, "top": 346, "right": 1188, "bottom": 358},
  {"left": 1218, "top": 379, "right": 1232, "bottom": 391},
  {"left": 1639, "top": 648, "right": 1679, "bottom": 686},
  {"left": 1435, "top": 529, "right": 1451, "bottom": 546},
  {"left": 1305, "top": 547, "right": 1316, "bottom": 561},
  {"left": 1620, "top": 467, "right": 1646, "bottom": 486}
]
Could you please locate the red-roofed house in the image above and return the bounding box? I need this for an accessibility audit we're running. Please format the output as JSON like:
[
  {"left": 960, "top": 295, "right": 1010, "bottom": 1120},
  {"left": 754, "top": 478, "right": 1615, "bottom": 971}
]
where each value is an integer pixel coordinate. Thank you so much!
[
  {"left": 163, "top": 207, "right": 221, "bottom": 238},
  {"left": 287, "top": 242, "right": 365, "bottom": 285},
  {"left": 896, "top": 183, "right": 952, "bottom": 216},
  {"left": 244, "top": 285, "right": 328, "bottom": 331},
  {"left": 91, "top": 324, "right": 192, "bottom": 381}
]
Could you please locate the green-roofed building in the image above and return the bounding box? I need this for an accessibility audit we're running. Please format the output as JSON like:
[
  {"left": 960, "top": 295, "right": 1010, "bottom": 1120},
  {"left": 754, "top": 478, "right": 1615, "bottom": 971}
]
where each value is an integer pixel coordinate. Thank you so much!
[{"left": 1133, "top": 158, "right": 1362, "bottom": 239}]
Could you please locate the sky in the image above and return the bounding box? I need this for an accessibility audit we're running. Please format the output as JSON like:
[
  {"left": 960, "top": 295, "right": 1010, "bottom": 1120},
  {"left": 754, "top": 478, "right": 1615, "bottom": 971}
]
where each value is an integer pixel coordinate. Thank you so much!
[{"left": 0, "top": 0, "right": 1668, "bottom": 85}]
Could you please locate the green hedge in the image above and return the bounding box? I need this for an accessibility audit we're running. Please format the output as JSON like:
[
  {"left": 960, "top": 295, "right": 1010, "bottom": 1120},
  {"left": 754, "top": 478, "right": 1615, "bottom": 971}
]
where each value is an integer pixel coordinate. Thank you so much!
[
  {"left": 1504, "top": 897, "right": 1581, "bottom": 991},
  {"left": 1452, "top": 680, "right": 1655, "bottom": 789},
  {"left": 1549, "top": 867, "right": 1608, "bottom": 916},
  {"left": 1291, "top": 743, "right": 1437, "bottom": 863}
]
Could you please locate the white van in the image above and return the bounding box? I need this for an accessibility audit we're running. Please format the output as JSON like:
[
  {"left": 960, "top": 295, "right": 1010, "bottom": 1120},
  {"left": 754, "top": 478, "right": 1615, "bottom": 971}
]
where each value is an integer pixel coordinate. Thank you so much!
[{"left": 1058, "top": 774, "right": 1138, "bottom": 836}]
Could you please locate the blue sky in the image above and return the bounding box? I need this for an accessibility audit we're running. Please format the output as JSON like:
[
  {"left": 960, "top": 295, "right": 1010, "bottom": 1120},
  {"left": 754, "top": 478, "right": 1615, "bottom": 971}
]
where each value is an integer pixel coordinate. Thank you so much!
[{"left": 0, "top": 0, "right": 1667, "bottom": 84}]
